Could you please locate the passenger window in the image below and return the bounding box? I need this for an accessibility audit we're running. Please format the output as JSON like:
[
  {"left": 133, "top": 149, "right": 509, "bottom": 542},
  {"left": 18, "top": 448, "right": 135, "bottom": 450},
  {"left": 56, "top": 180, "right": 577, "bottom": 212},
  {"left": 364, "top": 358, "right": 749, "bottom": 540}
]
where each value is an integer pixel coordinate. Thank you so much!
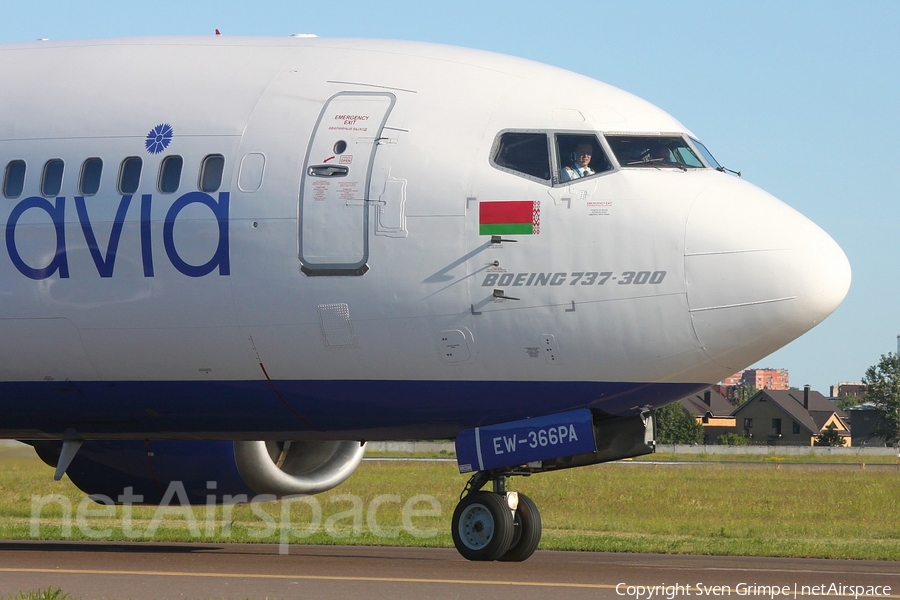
[
  {"left": 79, "top": 158, "right": 103, "bottom": 196},
  {"left": 555, "top": 134, "right": 612, "bottom": 183},
  {"left": 118, "top": 156, "right": 143, "bottom": 194},
  {"left": 158, "top": 155, "right": 183, "bottom": 193},
  {"left": 3, "top": 160, "right": 26, "bottom": 199},
  {"left": 238, "top": 153, "right": 265, "bottom": 192},
  {"left": 41, "top": 159, "right": 64, "bottom": 197},
  {"left": 199, "top": 154, "right": 225, "bottom": 192},
  {"left": 491, "top": 132, "right": 551, "bottom": 182},
  {"left": 605, "top": 135, "right": 704, "bottom": 169}
]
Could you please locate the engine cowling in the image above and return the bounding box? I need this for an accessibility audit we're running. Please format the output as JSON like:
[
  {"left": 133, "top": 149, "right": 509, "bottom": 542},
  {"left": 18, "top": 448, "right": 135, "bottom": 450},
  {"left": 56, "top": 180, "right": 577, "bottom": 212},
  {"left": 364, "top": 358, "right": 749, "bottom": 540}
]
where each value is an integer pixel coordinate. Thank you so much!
[
  {"left": 27, "top": 439, "right": 366, "bottom": 504},
  {"left": 233, "top": 440, "right": 366, "bottom": 497}
]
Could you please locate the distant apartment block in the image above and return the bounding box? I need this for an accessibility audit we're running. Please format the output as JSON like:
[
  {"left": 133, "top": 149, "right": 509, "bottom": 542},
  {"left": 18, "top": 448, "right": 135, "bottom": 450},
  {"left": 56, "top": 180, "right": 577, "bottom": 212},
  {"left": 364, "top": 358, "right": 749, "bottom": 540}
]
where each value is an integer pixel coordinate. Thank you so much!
[
  {"left": 717, "top": 368, "right": 790, "bottom": 404},
  {"left": 831, "top": 382, "right": 865, "bottom": 400},
  {"left": 720, "top": 368, "right": 789, "bottom": 390},
  {"left": 742, "top": 368, "right": 790, "bottom": 390},
  {"left": 720, "top": 373, "right": 743, "bottom": 387}
]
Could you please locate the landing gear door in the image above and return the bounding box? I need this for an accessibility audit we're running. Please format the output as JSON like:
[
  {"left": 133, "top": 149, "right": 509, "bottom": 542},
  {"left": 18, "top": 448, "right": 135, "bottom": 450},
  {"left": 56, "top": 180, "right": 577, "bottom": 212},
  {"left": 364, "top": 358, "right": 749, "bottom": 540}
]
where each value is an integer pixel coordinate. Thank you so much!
[{"left": 299, "top": 93, "right": 396, "bottom": 276}]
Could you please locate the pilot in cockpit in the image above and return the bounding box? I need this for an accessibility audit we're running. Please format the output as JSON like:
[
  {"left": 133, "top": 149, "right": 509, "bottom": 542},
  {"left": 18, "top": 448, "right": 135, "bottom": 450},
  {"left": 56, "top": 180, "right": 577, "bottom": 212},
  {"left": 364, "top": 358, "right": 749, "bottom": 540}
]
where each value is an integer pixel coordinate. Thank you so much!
[
  {"left": 647, "top": 143, "right": 671, "bottom": 164},
  {"left": 560, "top": 142, "right": 595, "bottom": 182}
]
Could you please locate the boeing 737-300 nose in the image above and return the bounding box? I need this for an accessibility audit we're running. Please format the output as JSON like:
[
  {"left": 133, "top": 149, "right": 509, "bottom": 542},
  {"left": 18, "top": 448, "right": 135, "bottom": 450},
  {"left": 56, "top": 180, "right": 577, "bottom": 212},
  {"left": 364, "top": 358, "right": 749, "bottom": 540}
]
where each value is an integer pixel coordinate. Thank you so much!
[{"left": 684, "top": 176, "right": 851, "bottom": 372}]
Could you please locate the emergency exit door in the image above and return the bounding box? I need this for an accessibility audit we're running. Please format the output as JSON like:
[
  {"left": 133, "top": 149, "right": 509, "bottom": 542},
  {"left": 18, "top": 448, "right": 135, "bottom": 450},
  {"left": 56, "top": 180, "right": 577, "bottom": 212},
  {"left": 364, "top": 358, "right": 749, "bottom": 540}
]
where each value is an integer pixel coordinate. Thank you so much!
[{"left": 299, "top": 92, "right": 396, "bottom": 276}]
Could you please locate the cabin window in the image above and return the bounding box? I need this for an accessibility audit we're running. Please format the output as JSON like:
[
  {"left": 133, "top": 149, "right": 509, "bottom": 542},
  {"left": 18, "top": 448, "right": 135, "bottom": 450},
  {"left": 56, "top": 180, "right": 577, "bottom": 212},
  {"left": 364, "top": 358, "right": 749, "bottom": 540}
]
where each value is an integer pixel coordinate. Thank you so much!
[
  {"left": 3, "top": 160, "right": 26, "bottom": 199},
  {"left": 158, "top": 155, "right": 183, "bottom": 193},
  {"left": 772, "top": 418, "right": 782, "bottom": 435},
  {"left": 743, "top": 418, "right": 753, "bottom": 429},
  {"left": 238, "top": 153, "right": 265, "bottom": 192},
  {"left": 79, "top": 158, "right": 103, "bottom": 196},
  {"left": 41, "top": 159, "right": 64, "bottom": 197},
  {"left": 491, "top": 132, "right": 551, "bottom": 182},
  {"left": 118, "top": 157, "right": 143, "bottom": 194},
  {"left": 555, "top": 134, "right": 612, "bottom": 184},
  {"left": 792, "top": 421, "right": 801, "bottom": 434},
  {"left": 605, "top": 135, "right": 704, "bottom": 169},
  {"left": 199, "top": 154, "right": 225, "bottom": 192}
]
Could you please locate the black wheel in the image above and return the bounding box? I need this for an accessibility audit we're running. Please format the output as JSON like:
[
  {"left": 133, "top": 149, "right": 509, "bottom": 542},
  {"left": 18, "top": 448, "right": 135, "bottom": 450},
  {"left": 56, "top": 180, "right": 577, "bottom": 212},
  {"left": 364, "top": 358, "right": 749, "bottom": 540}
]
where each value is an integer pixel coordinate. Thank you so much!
[
  {"left": 499, "top": 492, "right": 542, "bottom": 562},
  {"left": 451, "top": 491, "right": 515, "bottom": 561}
]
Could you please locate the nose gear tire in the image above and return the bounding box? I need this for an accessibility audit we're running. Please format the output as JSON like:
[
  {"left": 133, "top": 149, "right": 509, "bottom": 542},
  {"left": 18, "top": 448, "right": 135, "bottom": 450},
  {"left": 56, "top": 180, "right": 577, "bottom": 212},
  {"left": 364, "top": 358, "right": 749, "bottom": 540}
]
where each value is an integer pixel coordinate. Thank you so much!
[{"left": 451, "top": 491, "right": 515, "bottom": 561}]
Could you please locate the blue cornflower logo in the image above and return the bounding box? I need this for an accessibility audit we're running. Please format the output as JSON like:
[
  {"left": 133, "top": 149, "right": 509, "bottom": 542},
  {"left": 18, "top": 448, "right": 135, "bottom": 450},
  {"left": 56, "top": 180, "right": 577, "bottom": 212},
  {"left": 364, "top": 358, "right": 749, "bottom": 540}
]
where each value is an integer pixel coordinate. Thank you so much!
[{"left": 145, "top": 123, "right": 174, "bottom": 154}]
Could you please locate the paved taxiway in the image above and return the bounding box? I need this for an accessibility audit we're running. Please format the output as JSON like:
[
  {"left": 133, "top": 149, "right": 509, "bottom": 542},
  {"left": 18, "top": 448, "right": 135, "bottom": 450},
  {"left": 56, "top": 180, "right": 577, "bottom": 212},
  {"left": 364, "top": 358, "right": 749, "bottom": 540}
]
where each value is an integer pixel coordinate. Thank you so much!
[{"left": 1, "top": 542, "right": 899, "bottom": 600}]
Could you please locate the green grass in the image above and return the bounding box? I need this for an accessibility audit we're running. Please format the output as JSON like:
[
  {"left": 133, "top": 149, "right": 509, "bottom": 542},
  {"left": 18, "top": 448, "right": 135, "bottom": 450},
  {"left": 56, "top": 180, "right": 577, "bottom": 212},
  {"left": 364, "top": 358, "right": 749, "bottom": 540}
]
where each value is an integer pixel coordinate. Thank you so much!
[
  {"left": 4, "top": 589, "right": 72, "bottom": 600},
  {"left": 365, "top": 448, "right": 456, "bottom": 459},
  {"left": 2, "top": 453, "right": 899, "bottom": 560},
  {"left": 636, "top": 451, "right": 900, "bottom": 464}
]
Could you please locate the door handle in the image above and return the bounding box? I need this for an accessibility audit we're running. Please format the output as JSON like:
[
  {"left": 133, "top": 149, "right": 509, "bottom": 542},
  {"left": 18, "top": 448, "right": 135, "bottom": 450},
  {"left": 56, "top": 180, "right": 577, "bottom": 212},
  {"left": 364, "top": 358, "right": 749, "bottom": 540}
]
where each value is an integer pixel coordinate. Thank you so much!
[{"left": 307, "top": 165, "right": 349, "bottom": 177}]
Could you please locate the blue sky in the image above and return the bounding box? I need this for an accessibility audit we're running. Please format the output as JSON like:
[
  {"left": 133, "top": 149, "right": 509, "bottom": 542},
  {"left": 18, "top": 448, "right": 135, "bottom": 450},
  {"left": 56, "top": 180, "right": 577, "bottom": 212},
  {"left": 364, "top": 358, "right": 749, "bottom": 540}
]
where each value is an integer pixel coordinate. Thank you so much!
[{"left": 2, "top": 1, "right": 897, "bottom": 393}]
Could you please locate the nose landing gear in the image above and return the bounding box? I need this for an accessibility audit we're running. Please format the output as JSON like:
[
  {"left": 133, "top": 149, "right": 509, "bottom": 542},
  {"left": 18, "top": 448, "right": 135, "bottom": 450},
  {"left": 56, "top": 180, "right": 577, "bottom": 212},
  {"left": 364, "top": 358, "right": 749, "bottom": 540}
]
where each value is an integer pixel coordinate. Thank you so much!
[
  {"left": 451, "top": 473, "right": 542, "bottom": 562},
  {"left": 499, "top": 491, "right": 541, "bottom": 562},
  {"left": 452, "top": 491, "right": 515, "bottom": 561},
  {"left": 450, "top": 410, "right": 655, "bottom": 561}
]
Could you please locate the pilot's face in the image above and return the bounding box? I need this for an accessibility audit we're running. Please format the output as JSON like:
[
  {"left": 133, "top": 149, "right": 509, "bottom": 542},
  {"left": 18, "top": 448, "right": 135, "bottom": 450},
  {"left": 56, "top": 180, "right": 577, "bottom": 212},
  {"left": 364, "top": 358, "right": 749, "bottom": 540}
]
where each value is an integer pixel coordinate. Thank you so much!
[{"left": 575, "top": 145, "right": 592, "bottom": 167}]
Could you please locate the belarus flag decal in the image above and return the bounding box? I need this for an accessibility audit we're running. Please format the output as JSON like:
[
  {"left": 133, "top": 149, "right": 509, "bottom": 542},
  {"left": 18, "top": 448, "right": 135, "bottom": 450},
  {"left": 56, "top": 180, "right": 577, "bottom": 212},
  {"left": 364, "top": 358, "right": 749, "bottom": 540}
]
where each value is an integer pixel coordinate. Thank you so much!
[{"left": 479, "top": 200, "right": 541, "bottom": 236}]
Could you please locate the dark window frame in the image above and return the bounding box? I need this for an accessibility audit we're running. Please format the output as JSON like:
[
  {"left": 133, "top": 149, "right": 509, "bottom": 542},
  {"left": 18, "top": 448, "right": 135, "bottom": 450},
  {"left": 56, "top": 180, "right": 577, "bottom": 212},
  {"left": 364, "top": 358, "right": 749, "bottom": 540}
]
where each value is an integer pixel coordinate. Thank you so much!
[
  {"left": 41, "top": 159, "right": 65, "bottom": 197},
  {"left": 199, "top": 154, "right": 225, "bottom": 193},
  {"left": 554, "top": 132, "right": 614, "bottom": 185},
  {"left": 158, "top": 155, "right": 184, "bottom": 194},
  {"left": 604, "top": 134, "right": 705, "bottom": 169},
  {"left": 118, "top": 156, "right": 143, "bottom": 195},
  {"left": 79, "top": 157, "right": 103, "bottom": 196},
  {"left": 3, "top": 160, "right": 26, "bottom": 199},
  {"left": 489, "top": 130, "right": 552, "bottom": 184}
]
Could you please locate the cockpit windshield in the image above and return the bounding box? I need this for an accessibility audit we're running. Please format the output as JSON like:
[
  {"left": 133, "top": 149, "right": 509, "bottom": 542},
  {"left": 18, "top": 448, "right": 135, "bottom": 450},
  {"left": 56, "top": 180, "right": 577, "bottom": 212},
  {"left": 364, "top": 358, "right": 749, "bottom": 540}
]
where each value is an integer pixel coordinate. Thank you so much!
[
  {"left": 689, "top": 137, "right": 721, "bottom": 170},
  {"left": 605, "top": 135, "right": 705, "bottom": 169}
]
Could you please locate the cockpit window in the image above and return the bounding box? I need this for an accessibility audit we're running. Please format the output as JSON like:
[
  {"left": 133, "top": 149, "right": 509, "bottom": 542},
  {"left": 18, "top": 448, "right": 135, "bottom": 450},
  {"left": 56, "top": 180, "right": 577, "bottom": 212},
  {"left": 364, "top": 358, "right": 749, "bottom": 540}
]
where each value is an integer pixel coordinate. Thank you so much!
[
  {"left": 605, "top": 135, "right": 704, "bottom": 169},
  {"left": 689, "top": 137, "right": 721, "bottom": 170},
  {"left": 491, "top": 132, "right": 551, "bottom": 182},
  {"left": 555, "top": 134, "right": 612, "bottom": 183}
]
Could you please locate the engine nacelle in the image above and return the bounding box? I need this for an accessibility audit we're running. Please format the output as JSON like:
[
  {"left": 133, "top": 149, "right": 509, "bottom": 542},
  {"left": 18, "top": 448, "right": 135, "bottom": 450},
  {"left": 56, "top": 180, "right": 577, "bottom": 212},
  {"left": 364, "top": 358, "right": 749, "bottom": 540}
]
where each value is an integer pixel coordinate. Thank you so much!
[
  {"left": 27, "top": 439, "right": 366, "bottom": 504},
  {"left": 233, "top": 440, "right": 366, "bottom": 497}
]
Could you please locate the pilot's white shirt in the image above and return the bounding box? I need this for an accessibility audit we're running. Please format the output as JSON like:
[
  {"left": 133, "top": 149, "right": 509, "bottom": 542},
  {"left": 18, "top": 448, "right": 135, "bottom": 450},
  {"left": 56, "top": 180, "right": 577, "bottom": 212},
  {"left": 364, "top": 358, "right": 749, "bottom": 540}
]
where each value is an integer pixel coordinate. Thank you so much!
[{"left": 560, "top": 164, "right": 594, "bottom": 182}]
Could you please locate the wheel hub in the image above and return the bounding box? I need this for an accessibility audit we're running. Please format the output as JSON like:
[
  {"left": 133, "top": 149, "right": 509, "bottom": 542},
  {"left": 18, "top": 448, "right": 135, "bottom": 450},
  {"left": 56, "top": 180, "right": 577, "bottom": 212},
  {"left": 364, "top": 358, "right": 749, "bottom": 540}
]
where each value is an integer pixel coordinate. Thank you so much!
[{"left": 458, "top": 503, "right": 494, "bottom": 549}]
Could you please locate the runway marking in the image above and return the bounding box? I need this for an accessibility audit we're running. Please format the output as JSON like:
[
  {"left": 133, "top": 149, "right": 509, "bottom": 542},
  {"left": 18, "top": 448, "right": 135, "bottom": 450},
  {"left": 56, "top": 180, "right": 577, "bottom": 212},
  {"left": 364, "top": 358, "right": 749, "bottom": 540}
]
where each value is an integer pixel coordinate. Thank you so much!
[
  {"left": 0, "top": 568, "right": 613, "bottom": 589},
  {"left": 3, "top": 568, "right": 900, "bottom": 597}
]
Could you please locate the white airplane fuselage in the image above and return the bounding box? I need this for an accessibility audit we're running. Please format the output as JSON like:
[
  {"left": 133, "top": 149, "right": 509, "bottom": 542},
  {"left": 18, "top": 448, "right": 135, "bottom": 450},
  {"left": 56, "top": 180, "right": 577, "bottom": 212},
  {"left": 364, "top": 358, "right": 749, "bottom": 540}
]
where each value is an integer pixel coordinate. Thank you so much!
[{"left": 0, "top": 36, "right": 850, "bottom": 442}]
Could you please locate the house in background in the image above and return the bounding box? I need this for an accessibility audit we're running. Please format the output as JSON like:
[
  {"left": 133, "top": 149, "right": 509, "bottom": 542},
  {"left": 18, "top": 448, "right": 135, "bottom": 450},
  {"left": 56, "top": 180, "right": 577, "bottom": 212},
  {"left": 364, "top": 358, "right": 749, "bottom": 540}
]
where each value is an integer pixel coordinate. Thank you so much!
[
  {"left": 678, "top": 387, "right": 736, "bottom": 443},
  {"left": 732, "top": 386, "right": 850, "bottom": 445},
  {"left": 845, "top": 403, "right": 889, "bottom": 447}
]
